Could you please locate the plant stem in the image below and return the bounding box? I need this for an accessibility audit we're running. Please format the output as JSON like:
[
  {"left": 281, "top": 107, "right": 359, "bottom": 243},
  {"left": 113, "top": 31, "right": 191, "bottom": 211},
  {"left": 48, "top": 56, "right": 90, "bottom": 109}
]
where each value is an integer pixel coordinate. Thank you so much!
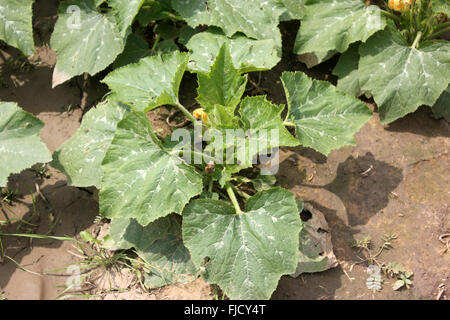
[
  {"left": 226, "top": 182, "right": 242, "bottom": 214},
  {"left": 283, "top": 121, "right": 296, "bottom": 127},
  {"left": 151, "top": 34, "right": 161, "bottom": 52},
  {"left": 174, "top": 100, "right": 197, "bottom": 123},
  {"left": 411, "top": 31, "right": 423, "bottom": 49},
  {"left": 208, "top": 178, "right": 213, "bottom": 192},
  {"left": 232, "top": 185, "right": 251, "bottom": 200},
  {"left": 427, "top": 27, "right": 450, "bottom": 40},
  {"left": 380, "top": 10, "right": 401, "bottom": 23}
]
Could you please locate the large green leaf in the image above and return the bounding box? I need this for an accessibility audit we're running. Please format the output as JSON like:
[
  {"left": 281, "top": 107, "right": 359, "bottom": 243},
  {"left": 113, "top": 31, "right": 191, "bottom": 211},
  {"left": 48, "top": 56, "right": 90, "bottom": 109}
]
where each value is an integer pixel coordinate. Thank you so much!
[
  {"left": 280, "top": 0, "right": 306, "bottom": 20},
  {"left": 332, "top": 43, "right": 364, "bottom": 97},
  {"left": 50, "top": 0, "right": 126, "bottom": 87},
  {"left": 359, "top": 24, "right": 450, "bottom": 124},
  {"left": 0, "top": 0, "right": 35, "bottom": 56},
  {"left": 109, "top": 0, "right": 144, "bottom": 36},
  {"left": 182, "top": 187, "right": 302, "bottom": 300},
  {"left": 171, "top": 0, "right": 284, "bottom": 40},
  {"left": 105, "top": 215, "right": 197, "bottom": 288},
  {"left": 103, "top": 51, "right": 189, "bottom": 111},
  {"left": 196, "top": 44, "right": 247, "bottom": 113},
  {"left": 0, "top": 102, "right": 52, "bottom": 187},
  {"left": 432, "top": 85, "right": 450, "bottom": 121},
  {"left": 186, "top": 28, "right": 281, "bottom": 73},
  {"left": 294, "top": 0, "right": 386, "bottom": 55},
  {"left": 52, "top": 100, "right": 129, "bottom": 188},
  {"left": 281, "top": 71, "right": 372, "bottom": 156},
  {"left": 100, "top": 111, "right": 203, "bottom": 226}
]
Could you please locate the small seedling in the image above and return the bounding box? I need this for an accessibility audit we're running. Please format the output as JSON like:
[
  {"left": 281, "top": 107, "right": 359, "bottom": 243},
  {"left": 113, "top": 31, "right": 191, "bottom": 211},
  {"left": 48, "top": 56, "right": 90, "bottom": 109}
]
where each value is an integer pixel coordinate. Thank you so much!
[
  {"left": 31, "top": 164, "right": 51, "bottom": 179},
  {"left": 1, "top": 189, "right": 19, "bottom": 205},
  {"left": 383, "top": 262, "right": 414, "bottom": 290}
]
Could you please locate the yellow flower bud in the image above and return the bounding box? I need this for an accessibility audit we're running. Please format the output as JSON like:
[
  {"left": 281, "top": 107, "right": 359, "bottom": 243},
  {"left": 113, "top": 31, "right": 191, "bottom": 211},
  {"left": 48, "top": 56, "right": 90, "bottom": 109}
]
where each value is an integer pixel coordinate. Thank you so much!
[
  {"left": 193, "top": 108, "right": 209, "bottom": 124},
  {"left": 388, "top": 0, "right": 413, "bottom": 13}
]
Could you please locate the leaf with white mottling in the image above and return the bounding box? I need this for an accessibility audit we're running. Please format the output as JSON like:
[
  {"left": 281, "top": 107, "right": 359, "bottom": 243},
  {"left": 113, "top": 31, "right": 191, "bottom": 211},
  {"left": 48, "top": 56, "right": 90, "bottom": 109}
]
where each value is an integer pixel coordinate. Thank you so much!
[
  {"left": 280, "top": 0, "right": 306, "bottom": 20},
  {"left": 359, "top": 23, "right": 450, "bottom": 123},
  {"left": 186, "top": 28, "right": 281, "bottom": 73},
  {"left": 294, "top": 0, "right": 386, "bottom": 54},
  {"left": 103, "top": 51, "right": 189, "bottom": 111},
  {"left": 100, "top": 111, "right": 203, "bottom": 226},
  {"left": 0, "top": 0, "right": 35, "bottom": 56},
  {"left": 281, "top": 71, "right": 372, "bottom": 155},
  {"left": 50, "top": 0, "right": 125, "bottom": 87},
  {"left": 172, "top": 0, "right": 285, "bottom": 40},
  {"left": 109, "top": 0, "right": 144, "bottom": 36},
  {"left": 52, "top": 100, "right": 129, "bottom": 188},
  {"left": 182, "top": 187, "right": 302, "bottom": 300},
  {"left": 0, "top": 102, "right": 52, "bottom": 187},
  {"left": 106, "top": 215, "right": 197, "bottom": 288}
]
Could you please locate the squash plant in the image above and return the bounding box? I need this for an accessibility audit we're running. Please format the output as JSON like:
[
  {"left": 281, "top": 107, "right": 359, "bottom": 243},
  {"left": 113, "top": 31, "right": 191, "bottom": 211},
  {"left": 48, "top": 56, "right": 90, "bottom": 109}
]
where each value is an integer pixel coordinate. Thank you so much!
[
  {"left": 294, "top": 0, "right": 450, "bottom": 124},
  {"left": 52, "top": 45, "right": 372, "bottom": 299}
]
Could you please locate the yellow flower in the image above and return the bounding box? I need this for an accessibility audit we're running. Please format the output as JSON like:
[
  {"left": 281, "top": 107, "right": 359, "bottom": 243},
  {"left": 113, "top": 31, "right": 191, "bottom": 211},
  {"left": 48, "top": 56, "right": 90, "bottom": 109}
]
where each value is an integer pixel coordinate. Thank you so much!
[
  {"left": 388, "top": 0, "right": 413, "bottom": 13},
  {"left": 193, "top": 108, "right": 209, "bottom": 124}
]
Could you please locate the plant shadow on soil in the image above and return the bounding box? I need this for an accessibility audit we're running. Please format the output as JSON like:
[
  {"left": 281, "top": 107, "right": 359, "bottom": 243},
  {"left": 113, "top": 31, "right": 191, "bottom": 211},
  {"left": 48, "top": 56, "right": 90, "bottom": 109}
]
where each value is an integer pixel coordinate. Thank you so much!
[
  {"left": 271, "top": 150, "right": 403, "bottom": 299},
  {"left": 0, "top": 170, "right": 99, "bottom": 299}
]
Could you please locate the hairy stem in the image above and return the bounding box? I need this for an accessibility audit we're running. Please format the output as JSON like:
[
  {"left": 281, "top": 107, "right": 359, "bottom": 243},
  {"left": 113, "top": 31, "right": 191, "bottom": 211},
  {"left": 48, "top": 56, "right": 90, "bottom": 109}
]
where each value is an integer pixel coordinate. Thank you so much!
[
  {"left": 283, "top": 121, "right": 296, "bottom": 127},
  {"left": 380, "top": 10, "right": 401, "bottom": 23},
  {"left": 174, "top": 100, "right": 197, "bottom": 123},
  {"left": 232, "top": 185, "right": 251, "bottom": 200},
  {"left": 411, "top": 31, "right": 423, "bottom": 49},
  {"left": 226, "top": 183, "right": 243, "bottom": 214}
]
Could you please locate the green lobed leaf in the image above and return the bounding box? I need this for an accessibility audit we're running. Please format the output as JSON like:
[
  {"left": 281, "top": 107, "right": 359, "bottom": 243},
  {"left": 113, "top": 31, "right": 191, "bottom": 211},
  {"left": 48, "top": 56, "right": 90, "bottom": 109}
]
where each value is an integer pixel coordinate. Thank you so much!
[
  {"left": 359, "top": 23, "right": 450, "bottom": 124},
  {"left": 108, "top": 0, "right": 144, "bottom": 36},
  {"left": 100, "top": 111, "right": 203, "bottom": 226},
  {"left": 0, "top": 0, "right": 35, "bottom": 56},
  {"left": 280, "top": 0, "right": 306, "bottom": 20},
  {"left": 0, "top": 102, "right": 52, "bottom": 187},
  {"left": 294, "top": 0, "right": 386, "bottom": 55},
  {"left": 50, "top": 0, "right": 126, "bottom": 87},
  {"left": 51, "top": 100, "right": 129, "bottom": 188},
  {"left": 186, "top": 28, "right": 281, "bottom": 74},
  {"left": 432, "top": 85, "right": 450, "bottom": 121},
  {"left": 103, "top": 51, "right": 189, "bottom": 111},
  {"left": 281, "top": 71, "right": 372, "bottom": 156},
  {"left": 206, "top": 96, "right": 299, "bottom": 168},
  {"left": 171, "top": 0, "right": 285, "bottom": 40},
  {"left": 332, "top": 43, "right": 364, "bottom": 97},
  {"left": 182, "top": 187, "right": 302, "bottom": 300},
  {"left": 196, "top": 44, "right": 247, "bottom": 113},
  {"left": 106, "top": 215, "right": 197, "bottom": 288}
]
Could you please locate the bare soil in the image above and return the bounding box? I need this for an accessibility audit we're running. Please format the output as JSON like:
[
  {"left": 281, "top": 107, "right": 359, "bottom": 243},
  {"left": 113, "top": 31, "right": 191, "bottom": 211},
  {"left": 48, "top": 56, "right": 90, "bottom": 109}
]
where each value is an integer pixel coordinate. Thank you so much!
[{"left": 0, "top": 1, "right": 448, "bottom": 300}]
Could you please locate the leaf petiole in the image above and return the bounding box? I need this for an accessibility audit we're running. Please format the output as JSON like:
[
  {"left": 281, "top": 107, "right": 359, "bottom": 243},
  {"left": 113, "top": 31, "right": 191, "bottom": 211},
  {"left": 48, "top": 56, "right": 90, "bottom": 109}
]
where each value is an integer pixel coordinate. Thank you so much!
[
  {"left": 411, "top": 31, "right": 422, "bottom": 49},
  {"left": 225, "top": 182, "right": 243, "bottom": 214},
  {"left": 174, "top": 100, "right": 198, "bottom": 123}
]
